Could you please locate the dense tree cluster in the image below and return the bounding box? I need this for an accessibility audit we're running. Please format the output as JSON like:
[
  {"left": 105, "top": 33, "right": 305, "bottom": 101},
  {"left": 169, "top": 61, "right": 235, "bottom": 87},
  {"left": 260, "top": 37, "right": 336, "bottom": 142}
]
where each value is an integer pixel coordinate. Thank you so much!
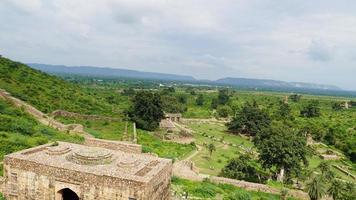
[
  {"left": 300, "top": 100, "right": 321, "bottom": 118},
  {"left": 128, "top": 91, "right": 164, "bottom": 131},
  {"left": 227, "top": 102, "right": 271, "bottom": 136},
  {"left": 220, "top": 154, "right": 268, "bottom": 183},
  {"left": 254, "top": 122, "right": 308, "bottom": 183},
  {"left": 306, "top": 162, "right": 355, "bottom": 200}
]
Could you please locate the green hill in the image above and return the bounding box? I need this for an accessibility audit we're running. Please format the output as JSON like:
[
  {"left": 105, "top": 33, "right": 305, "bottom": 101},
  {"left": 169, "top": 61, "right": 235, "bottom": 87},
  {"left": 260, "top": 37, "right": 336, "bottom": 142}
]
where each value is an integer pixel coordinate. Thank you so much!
[
  {"left": 0, "top": 98, "right": 83, "bottom": 176},
  {"left": 0, "top": 56, "right": 113, "bottom": 115}
]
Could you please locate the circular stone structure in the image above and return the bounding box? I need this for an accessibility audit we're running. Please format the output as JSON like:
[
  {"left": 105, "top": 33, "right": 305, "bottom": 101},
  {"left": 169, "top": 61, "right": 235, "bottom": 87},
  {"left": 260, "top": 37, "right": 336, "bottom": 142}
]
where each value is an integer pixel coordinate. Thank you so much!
[
  {"left": 46, "top": 146, "right": 72, "bottom": 155},
  {"left": 68, "top": 148, "right": 113, "bottom": 165},
  {"left": 117, "top": 156, "right": 141, "bottom": 169}
]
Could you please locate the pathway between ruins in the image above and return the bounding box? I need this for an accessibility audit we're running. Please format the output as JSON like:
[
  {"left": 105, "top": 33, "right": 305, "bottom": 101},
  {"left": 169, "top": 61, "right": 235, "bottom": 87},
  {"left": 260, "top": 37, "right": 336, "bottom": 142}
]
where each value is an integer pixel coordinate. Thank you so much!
[{"left": 172, "top": 137, "right": 310, "bottom": 199}]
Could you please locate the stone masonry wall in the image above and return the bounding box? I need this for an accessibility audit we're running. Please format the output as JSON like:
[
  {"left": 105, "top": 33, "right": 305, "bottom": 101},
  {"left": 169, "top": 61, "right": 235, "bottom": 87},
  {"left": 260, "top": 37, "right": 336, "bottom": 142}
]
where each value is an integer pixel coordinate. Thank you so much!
[
  {"left": 3, "top": 167, "right": 148, "bottom": 200},
  {"left": 146, "top": 162, "right": 172, "bottom": 200},
  {"left": 50, "top": 110, "right": 121, "bottom": 122},
  {"left": 3, "top": 158, "right": 167, "bottom": 200},
  {"left": 84, "top": 138, "right": 142, "bottom": 154}
]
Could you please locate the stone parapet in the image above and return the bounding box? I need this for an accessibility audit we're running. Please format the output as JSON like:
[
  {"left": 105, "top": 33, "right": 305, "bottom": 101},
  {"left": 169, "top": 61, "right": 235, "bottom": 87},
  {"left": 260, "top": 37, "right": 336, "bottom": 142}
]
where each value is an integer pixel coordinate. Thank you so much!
[{"left": 84, "top": 138, "right": 142, "bottom": 154}]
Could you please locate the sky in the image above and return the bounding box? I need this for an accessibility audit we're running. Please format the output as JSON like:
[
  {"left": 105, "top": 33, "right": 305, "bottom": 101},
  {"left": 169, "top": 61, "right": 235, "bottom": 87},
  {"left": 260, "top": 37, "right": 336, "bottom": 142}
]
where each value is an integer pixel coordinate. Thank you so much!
[{"left": 0, "top": 0, "right": 355, "bottom": 90}]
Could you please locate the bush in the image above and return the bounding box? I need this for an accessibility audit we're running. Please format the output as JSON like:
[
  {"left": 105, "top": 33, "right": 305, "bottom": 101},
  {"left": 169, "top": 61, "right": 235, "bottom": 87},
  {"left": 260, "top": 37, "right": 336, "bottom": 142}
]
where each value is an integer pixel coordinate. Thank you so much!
[
  {"left": 224, "top": 190, "right": 252, "bottom": 200},
  {"left": 217, "top": 105, "right": 232, "bottom": 118}
]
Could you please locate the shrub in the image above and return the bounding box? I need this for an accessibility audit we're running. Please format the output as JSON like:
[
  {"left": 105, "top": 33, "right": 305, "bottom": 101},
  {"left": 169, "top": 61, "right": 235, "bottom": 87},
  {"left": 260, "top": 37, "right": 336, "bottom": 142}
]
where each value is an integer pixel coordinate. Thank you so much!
[{"left": 224, "top": 190, "right": 251, "bottom": 200}]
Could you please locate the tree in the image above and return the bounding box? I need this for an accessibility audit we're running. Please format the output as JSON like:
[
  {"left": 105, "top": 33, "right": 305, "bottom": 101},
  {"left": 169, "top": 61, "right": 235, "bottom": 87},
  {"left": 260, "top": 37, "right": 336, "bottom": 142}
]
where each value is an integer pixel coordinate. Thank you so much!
[
  {"left": 331, "top": 102, "right": 343, "bottom": 111},
  {"left": 227, "top": 102, "right": 271, "bottom": 136},
  {"left": 328, "top": 179, "right": 344, "bottom": 200},
  {"left": 307, "top": 162, "right": 355, "bottom": 200},
  {"left": 275, "top": 101, "right": 293, "bottom": 120},
  {"left": 306, "top": 176, "right": 326, "bottom": 200},
  {"left": 218, "top": 89, "right": 230, "bottom": 105},
  {"left": 318, "top": 161, "right": 335, "bottom": 180},
  {"left": 300, "top": 122, "right": 327, "bottom": 142},
  {"left": 177, "top": 94, "right": 187, "bottom": 104},
  {"left": 300, "top": 100, "right": 321, "bottom": 118},
  {"left": 196, "top": 94, "right": 204, "bottom": 106},
  {"left": 220, "top": 155, "right": 268, "bottom": 183},
  {"left": 121, "top": 88, "right": 135, "bottom": 96},
  {"left": 289, "top": 94, "right": 302, "bottom": 102},
  {"left": 217, "top": 105, "right": 231, "bottom": 118},
  {"left": 161, "top": 87, "right": 175, "bottom": 95},
  {"left": 207, "top": 143, "right": 216, "bottom": 157},
  {"left": 254, "top": 122, "right": 308, "bottom": 182},
  {"left": 161, "top": 95, "right": 187, "bottom": 113},
  {"left": 127, "top": 91, "right": 164, "bottom": 131},
  {"left": 211, "top": 98, "right": 219, "bottom": 109}
]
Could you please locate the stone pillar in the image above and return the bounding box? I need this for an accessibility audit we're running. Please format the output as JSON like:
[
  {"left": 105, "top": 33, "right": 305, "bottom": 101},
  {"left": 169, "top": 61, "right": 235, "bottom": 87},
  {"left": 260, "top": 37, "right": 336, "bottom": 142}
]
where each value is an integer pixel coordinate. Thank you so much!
[
  {"left": 133, "top": 123, "right": 137, "bottom": 144},
  {"left": 123, "top": 121, "right": 128, "bottom": 141}
]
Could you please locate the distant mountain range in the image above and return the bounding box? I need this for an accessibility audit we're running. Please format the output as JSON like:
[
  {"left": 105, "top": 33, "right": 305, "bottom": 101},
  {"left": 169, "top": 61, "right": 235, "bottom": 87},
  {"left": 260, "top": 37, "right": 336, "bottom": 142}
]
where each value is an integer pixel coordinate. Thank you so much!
[
  {"left": 28, "top": 63, "right": 342, "bottom": 92},
  {"left": 214, "top": 77, "right": 340, "bottom": 91},
  {"left": 28, "top": 63, "right": 195, "bottom": 82}
]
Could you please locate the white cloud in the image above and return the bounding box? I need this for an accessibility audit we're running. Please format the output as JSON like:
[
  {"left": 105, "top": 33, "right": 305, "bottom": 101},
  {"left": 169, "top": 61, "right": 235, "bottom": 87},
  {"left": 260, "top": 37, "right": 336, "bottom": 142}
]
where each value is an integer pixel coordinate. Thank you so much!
[
  {"left": 3, "top": 0, "right": 42, "bottom": 13},
  {"left": 0, "top": 0, "right": 355, "bottom": 89}
]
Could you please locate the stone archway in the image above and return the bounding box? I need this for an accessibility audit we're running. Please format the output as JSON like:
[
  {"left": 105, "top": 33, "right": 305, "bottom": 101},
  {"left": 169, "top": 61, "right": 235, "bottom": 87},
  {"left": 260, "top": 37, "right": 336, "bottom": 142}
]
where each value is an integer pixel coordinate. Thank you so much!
[{"left": 57, "top": 188, "right": 79, "bottom": 200}]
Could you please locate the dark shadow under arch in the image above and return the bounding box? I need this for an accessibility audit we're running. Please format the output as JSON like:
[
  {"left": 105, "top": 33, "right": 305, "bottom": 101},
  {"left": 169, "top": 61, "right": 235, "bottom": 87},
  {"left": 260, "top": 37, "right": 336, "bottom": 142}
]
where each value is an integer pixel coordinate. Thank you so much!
[{"left": 58, "top": 188, "right": 79, "bottom": 200}]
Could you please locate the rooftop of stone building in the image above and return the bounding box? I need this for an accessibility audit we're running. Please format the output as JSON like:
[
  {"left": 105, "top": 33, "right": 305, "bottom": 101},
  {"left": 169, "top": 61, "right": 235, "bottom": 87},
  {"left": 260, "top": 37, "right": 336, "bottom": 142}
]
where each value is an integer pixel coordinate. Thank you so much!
[
  {"left": 165, "top": 113, "right": 182, "bottom": 117},
  {"left": 160, "top": 119, "right": 176, "bottom": 129},
  {"left": 4, "top": 141, "right": 171, "bottom": 183}
]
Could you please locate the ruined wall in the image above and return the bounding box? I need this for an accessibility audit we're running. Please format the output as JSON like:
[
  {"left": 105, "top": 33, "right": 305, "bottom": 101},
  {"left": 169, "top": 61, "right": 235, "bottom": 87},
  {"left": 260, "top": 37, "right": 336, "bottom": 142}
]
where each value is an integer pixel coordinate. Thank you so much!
[
  {"left": 2, "top": 158, "right": 170, "bottom": 200},
  {"left": 146, "top": 162, "right": 172, "bottom": 200},
  {"left": 50, "top": 110, "right": 121, "bottom": 122},
  {"left": 84, "top": 138, "right": 142, "bottom": 154},
  {"left": 0, "top": 89, "right": 87, "bottom": 135}
]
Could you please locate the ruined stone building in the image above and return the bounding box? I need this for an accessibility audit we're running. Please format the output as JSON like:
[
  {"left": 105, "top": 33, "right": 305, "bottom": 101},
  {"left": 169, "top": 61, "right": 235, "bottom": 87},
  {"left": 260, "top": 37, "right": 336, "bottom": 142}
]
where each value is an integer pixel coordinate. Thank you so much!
[
  {"left": 164, "top": 113, "right": 182, "bottom": 122},
  {"left": 0, "top": 139, "right": 172, "bottom": 200}
]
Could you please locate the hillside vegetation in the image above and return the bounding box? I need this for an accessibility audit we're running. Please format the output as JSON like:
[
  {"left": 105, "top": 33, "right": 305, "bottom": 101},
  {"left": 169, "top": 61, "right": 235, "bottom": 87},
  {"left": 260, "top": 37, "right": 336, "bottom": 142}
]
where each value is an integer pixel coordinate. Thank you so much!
[
  {"left": 0, "top": 98, "right": 84, "bottom": 176},
  {"left": 0, "top": 57, "right": 113, "bottom": 115}
]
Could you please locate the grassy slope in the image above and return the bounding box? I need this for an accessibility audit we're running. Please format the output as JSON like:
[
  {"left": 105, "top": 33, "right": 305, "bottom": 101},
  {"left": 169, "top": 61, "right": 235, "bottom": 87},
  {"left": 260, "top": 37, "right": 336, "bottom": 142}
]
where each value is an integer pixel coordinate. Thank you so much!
[
  {"left": 0, "top": 99, "right": 84, "bottom": 176},
  {"left": 188, "top": 122, "right": 254, "bottom": 175},
  {"left": 0, "top": 57, "right": 113, "bottom": 115}
]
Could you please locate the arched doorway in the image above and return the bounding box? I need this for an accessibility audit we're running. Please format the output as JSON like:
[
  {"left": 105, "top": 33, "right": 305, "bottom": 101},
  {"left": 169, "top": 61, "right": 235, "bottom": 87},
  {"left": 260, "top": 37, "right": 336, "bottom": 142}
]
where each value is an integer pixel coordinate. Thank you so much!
[{"left": 58, "top": 188, "right": 79, "bottom": 200}]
